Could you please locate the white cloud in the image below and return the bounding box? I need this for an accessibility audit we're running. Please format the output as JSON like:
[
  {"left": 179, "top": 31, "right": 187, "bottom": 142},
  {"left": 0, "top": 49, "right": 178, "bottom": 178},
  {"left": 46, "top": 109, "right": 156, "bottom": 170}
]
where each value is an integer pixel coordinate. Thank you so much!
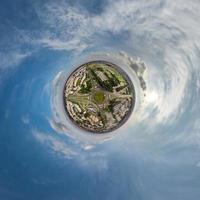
[
  {"left": 78, "top": 151, "right": 108, "bottom": 171},
  {"left": 32, "top": 0, "right": 199, "bottom": 51},
  {"left": 1, "top": 0, "right": 200, "bottom": 130},
  {"left": 33, "top": 130, "right": 78, "bottom": 159},
  {"left": 49, "top": 118, "right": 69, "bottom": 134},
  {"left": 0, "top": 50, "right": 31, "bottom": 86},
  {"left": 83, "top": 144, "right": 94, "bottom": 151},
  {"left": 21, "top": 114, "right": 30, "bottom": 124},
  {"left": 1, "top": 0, "right": 200, "bottom": 69},
  {"left": 32, "top": 129, "right": 109, "bottom": 171},
  {"left": 0, "top": 51, "right": 29, "bottom": 70},
  {"left": 38, "top": 38, "right": 88, "bottom": 52}
]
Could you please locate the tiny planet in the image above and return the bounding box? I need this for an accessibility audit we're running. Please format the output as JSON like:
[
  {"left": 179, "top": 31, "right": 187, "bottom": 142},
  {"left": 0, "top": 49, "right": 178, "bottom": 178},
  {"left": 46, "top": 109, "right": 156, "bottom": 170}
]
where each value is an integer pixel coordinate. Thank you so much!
[{"left": 64, "top": 61, "right": 135, "bottom": 133}]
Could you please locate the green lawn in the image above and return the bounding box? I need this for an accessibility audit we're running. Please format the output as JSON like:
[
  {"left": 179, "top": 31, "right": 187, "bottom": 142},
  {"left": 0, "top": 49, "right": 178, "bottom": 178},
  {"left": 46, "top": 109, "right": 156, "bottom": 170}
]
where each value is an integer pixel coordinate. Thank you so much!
[{"left": 93, "top": 91, "right": 105, "bottom": 104}]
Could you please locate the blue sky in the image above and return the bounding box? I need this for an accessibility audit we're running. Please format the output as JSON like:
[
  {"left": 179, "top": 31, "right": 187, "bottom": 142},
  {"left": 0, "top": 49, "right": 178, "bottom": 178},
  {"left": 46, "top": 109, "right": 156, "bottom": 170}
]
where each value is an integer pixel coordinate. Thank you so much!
[{"left": 1, "top": 0, "right": 200, "bottom": 200}]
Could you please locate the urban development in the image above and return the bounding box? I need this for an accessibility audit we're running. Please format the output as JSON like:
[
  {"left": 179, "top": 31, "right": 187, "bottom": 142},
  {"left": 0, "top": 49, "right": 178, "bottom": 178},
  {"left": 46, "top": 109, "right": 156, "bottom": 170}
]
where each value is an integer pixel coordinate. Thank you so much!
[{"left": 64, "top": 61, "right": 134, "bottom": 133}]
